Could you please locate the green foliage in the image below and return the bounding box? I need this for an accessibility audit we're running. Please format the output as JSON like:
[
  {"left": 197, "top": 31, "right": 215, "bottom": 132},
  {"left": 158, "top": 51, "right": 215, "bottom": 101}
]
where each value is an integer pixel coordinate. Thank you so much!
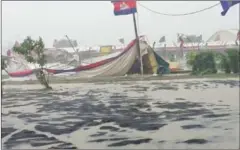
[
  {"left": 188, "top": 48, "right": 239, "bottom": 75},
  {"left": 213, "top": 52, "right": 222, "bottom": 70},
  {"left": 185, "top": 51, "right": 198, "bottom": 67},
  {"left": 12, "top": 36, "right": 52, "bottom": 89},
  {"left": 192, "top": 51, "right": 217, "bottom": 75},
  {"left": 225, "top": 48, "right": 239, "bottom": 73},
  {"left": 218, "top": 53, "right": 231, "bottom": 74},
  {"left": 12, "top": 36, "right": 46, "bottom": 67}
]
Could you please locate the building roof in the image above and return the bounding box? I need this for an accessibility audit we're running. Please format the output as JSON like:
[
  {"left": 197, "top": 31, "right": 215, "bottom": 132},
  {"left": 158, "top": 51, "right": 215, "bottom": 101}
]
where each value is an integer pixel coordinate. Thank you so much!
[{"left": 207, "top": 29, "right": 239, "bottom": 42}]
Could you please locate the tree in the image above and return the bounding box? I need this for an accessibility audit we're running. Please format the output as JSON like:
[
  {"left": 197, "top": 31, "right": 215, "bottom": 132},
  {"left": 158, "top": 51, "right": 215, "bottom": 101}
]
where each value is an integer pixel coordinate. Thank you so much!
[
  {"left": 218, "top": 53, "right": 231, "bottom": 74},
  {"left": 225, "top": 48, "right": 239, "bottom": 73},
  {"left": 12, "top": 36, "right": 52, "bottom": 89},
  {"left": 192, "top": 51, "right": 217, "bottom": 75},
  {"left": 185, "top": 51, "right": 198, "bottom": 68}
]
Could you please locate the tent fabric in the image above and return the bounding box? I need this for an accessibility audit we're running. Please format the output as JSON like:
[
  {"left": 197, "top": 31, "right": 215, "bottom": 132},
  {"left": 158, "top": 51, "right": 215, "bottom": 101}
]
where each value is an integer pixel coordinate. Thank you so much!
[
  {"left": 6, "top": 39, "right": 136, "bottom": 77},
  {"left": 8, "top": 70, "right": 34, "bottom": 77},
  {"left": 6, "top": 38, "right": 170, "bottom": 78},
  {"left": 147, "top": 47, "right": 159, "bottom": 74},
  {"left": 44, "top": 39, "right": 136, "bottom": 76},
  {"left": 153, "top": 51, "right": 170, "bottom": 74}
]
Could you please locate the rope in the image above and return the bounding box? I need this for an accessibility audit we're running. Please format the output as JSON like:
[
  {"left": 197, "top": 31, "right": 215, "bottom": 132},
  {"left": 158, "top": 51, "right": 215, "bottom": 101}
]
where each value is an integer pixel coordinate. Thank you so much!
[{"left": 138, "top": 2, "right": 220, "bottom": 16}]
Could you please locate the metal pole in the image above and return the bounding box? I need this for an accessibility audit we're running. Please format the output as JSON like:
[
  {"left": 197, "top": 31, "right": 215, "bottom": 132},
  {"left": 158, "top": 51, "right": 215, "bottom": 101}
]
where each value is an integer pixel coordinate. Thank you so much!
[
  {"left": 132, "top": 13, "right": 143, "bottom": 75},
  {"left": 65, "top": 35, "right": 77, "bottom": 53},
  {"left": 65, "top": 35, "right": 81, "bottom": 65}
]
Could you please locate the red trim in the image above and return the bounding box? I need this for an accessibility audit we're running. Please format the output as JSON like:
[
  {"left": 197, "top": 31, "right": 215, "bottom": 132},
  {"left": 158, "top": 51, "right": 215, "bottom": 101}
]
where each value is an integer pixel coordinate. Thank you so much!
[
  {"left": 43, "top": 38, "right": 137, "bottom": 74},
  {"left": 74, "top": 39, "right": 136, "bottom": 72},
  {"left": 8, "top": 69, "right": 33, "bottom": 77},
  {"left": 7, "top": 38, "right": 138, "bottom": 76}
]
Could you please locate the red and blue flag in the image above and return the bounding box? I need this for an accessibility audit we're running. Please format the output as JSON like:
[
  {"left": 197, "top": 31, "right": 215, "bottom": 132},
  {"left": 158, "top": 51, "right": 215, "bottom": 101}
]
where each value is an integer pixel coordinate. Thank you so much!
[{"left": 111, "top": 0, "right": 137, "bottom": 16}]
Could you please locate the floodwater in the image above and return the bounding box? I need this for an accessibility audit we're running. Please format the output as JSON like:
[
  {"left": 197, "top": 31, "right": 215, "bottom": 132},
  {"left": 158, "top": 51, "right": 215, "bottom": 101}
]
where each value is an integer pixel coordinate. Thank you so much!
[{"left": 2, "top": 79, "right": 239, "bottom": 149}]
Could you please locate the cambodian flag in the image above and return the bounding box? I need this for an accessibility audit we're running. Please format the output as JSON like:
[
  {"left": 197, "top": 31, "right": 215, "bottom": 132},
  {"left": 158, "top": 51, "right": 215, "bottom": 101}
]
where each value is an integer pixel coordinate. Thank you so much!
[
  {"left": 220, "top": 1, "right": 240, "bottom": 16},
  {"left": 111, "top": 0, "right": 137, "bottom": 16}
]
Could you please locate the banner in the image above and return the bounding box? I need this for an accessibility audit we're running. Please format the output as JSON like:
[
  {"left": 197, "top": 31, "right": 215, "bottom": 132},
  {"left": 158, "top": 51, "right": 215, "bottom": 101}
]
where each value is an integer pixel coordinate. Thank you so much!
[{"left": 100, "top": 45, "right": 113, "bottom": 54}]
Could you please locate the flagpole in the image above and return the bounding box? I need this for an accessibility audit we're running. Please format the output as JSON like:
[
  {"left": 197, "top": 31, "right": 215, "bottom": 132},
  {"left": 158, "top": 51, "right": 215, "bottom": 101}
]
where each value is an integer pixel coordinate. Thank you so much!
[{"left": 132, "top": 13, "right": 143, "bottom": 76}]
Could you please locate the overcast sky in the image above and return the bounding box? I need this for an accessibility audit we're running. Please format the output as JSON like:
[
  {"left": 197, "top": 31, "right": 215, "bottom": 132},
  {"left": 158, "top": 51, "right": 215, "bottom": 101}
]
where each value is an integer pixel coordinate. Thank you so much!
[{"left": 2, "top": 1, "right": 239, "bottom": 52}]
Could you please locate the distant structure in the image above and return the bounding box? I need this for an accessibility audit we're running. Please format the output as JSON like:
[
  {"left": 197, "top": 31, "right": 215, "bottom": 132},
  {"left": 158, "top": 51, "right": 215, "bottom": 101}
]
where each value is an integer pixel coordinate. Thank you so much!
[
  {"left": 206, "top": 29, "right": 238, "bottom": 43},
  {"left": 154, "top": 29, "right": 239, "bottom": 60},
  {"left": 53, "top": 39, "right": 78, "bottom": 48}
]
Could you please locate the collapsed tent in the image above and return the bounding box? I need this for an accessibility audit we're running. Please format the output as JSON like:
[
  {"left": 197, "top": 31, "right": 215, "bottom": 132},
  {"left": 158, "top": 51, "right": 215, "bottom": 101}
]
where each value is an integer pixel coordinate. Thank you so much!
[{"left": 5, "top": 38, "right": 170, "bottom": 78}]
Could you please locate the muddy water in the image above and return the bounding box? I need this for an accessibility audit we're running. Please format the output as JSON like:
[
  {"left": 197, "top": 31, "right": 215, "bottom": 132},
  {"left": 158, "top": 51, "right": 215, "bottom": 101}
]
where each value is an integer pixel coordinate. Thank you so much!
[{"left": 2, "top": 79, "right": 239, "bottom": 149}]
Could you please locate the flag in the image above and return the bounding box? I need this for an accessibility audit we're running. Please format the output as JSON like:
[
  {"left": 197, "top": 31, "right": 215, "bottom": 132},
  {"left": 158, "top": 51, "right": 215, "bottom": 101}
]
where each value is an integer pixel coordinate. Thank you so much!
[
  {"left": 111, "top": 0, "right": 137, "bottom": 16},
  {"left": 119, "top": 38, "right": 125, "bottom": 44},
  {"left": 159, "top": 36, "right": 166, "bottom": 43},
  {"left": 220, "top": 1, "right": 240, "bottom": 16}
]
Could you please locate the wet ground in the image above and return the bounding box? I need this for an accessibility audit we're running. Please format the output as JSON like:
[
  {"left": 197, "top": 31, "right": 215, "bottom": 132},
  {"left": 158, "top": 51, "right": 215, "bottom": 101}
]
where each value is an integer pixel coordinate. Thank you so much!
[{"left": 2, "top": 79, "right": 239, "bottom": 149}]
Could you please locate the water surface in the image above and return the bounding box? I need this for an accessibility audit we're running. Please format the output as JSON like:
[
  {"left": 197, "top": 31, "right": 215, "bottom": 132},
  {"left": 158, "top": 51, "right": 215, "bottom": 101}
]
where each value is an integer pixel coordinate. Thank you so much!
[{"left": 2, "top": 79, "right": 239, "bottom": 149}]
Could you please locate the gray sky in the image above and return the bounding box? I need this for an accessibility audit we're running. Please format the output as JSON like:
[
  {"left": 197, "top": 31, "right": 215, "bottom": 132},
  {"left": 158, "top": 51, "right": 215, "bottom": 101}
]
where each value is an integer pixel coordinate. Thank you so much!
[{"left": 2, "top": 1, "right": 239, "bottom": 51}]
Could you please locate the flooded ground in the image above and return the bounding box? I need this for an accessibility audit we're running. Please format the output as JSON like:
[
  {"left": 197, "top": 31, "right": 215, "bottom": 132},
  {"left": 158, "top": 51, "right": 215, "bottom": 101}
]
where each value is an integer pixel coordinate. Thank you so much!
[{"left": 2, "top": 78, "right": 239, "bottom": 149}]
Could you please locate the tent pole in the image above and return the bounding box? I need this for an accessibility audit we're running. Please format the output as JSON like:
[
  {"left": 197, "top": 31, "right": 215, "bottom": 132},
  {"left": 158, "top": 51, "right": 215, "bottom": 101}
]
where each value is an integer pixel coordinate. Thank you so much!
[{"left": 132, "top": 13, "right": 143, "bottom": 76}]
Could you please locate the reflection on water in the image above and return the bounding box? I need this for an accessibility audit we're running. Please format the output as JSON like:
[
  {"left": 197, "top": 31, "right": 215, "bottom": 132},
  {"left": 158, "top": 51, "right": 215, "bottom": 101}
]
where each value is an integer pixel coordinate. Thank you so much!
[{"left": 2, "top": 79, "right": 239, "bottom": 149}]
